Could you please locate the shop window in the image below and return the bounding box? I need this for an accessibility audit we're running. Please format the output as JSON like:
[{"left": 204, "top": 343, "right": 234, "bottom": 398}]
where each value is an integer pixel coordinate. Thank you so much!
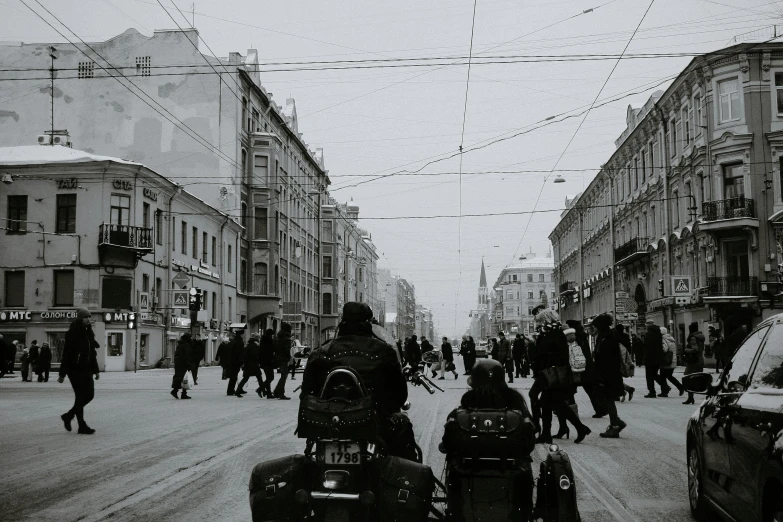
[
  {"left": 46, "top": 332, "right": 66, "bottom": 363},
  {"left": 139, "top": 334, "right": 148, "bottom": 364}
]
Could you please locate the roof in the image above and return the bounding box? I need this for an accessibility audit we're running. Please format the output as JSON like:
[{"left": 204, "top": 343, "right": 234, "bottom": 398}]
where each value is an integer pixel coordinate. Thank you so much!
[
  {"left": 0, "top": 146, "right": 139, "bottom": 166},
  {"left": 479, "top": 259, "right": 487, "bottom": 287},
  {"left": 504, "top": 254, "right": 555, "bottom": 270}
]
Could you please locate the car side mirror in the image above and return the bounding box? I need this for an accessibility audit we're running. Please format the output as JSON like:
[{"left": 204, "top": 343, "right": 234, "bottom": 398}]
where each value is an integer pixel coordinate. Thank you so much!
[{"left": 682, "top": 372, "right": 714, "bottom": 394}]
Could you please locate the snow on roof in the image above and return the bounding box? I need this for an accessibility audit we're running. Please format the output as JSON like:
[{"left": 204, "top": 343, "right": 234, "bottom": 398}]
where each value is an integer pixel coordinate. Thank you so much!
[{"left": 0, "top": 146, "right": 139, "bottom": 166}]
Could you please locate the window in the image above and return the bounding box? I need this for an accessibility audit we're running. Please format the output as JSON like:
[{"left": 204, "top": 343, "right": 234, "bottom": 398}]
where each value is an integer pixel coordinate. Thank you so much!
[
  {"left": 155, "top": 210, "right": 163, "bottom": 245},
  {"left": 682, "top": 107, "right": 690, "bottom": 144},
  {"left": 181, "top": 221, "right": 187, "bottom": 254},
  {"left": 527, "top": 307, "right": 533, "bottom": 315},
  {"left": 212, "top": 292, "right": 217, "bottom": 319},
  {"left": 53, "top": 270, "right": 74, "bottom": 307},
  {"left": 228, "top": 296, "right": 232, "bottom": 321},
  {"left": 512, "top": 275, "right": 517, "bottom": 281},
  {"left": 641, "top": 150, "right": 647, "bottom": 183},
  {"left": 528, "top": 291, "right": 534, "bottom": 299},
  {"left": 172, "top": 218, "right": 176, "bottom": 251},
  {"left": 4, "top": 271, "right": 24, "bottom": 307},
  {"left": 506, "top": 289, "right": 513, "bottom": 299},
  {"left": 241, "top": 149, "right": 247, "bottom": 181},
  {"left": 102, "top": 277, "right": 131, "bottom": 309},
  {"left": 694, "top": 94, "right": 702, "bottom": 133},
  {"left": 685, "top": 182, "right": 693, "bottom": 222},
  {"left": 252, "top": 108, "right": 260, "bottom": 131},
  {"left": 240, "top": 259, "right": 247, "bottom": 293},
  {"left": 241, "top": 202, "right": 248, "bottom": 232},
  {"left": 626, "top": 166, "right": 631, "bottom": 196},
  {"left": 135, "top": 56, "right": 150, "bottom": 76},
  {"left": 254, "top": 155, "right": 269, "bottom": 183},
  {"left": 651, "top": 141, "right": 658, "bottom": 175},
  {"left": 254, "top": 207, "right": 268, "bottom": 239},
  {"left": 539, "top": 274, "right": 545, "bottom": 282},
  {"left": 775, "top": 73, "right": 783, "bottom": 115},
  {"left": 672, "top": 190, "right": 680, "bottom": 227},
  {"left": 142, "top": 273, "right": 149, "bottom": 292},
  {"left": 155, "top": 277, "right": 162, "bottom": 308},
  {"left": 527, "top": 274, "right": 533, "bottom": 282},
  {"left": 254, "top": 262, "right": 268, "bottom": 294},
  {"left": 192, "top": 227, "right": 198, "bottom": 259},
  {"left": 672, "top": 119, "right": 680, "bottom": 156},
  {"left": 749, "top": 324, "right": 783, "bottom": 390},
  {"left": 723, "top": 164, "right": 745, "bottom": 199},
  {"left": 323, "top": 256, "right": 333, "bottom": 278},
  {"left": 7, "top": 195, "right": 27, "bottom": 233},
  {"left": 323, "top": 293, "right": 332, "bottom": 315},
  {"left": 202, "top": 232, "right": 208, "bottom": 263},
  {"left": 142, "top": 202, "right": 150, "bottom": 229},
  {"left": 210, "top": 236, "right": 216, "bottom": 266},
  {"left": 227, "top": 244, "right": 233, "bottom": 273},
  {"left": 242, "top": 97, "right": 248, "bottom": 132},
  {"left": 718, "top": 78, "right": 741, "bottom": 122},
  {"left": 56, "top": 194, "right": 77, "bottom": 233},
  {"left": 634, "top": 157, "right": 639, "bottom": 190},
  {"left": 110, "top": 195, "right": 130, "bottom": 226},
  {"left": 78, "top": 61, "right": 94, "bottom": 78},
  {"left": 540, "top": 290, "right": 546, "bottom": 298},
  {"left": 323, "top": 220, "right": 333, "bottom": 238},
  {"left": 725, "top": 325, "right": 769, "bottom": 390}
]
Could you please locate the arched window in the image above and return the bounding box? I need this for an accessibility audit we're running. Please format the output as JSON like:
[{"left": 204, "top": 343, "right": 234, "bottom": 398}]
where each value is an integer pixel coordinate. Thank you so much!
[{"left": 254, "top": 262, "right": 268, "bottom": 295}]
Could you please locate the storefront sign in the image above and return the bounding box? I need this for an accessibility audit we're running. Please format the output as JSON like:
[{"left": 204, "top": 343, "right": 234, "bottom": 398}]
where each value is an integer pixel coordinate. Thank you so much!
[
  {"left": 113, "top": 179, "right": 133, "bottom": 191},
  {"left": 103, "top": 312, "right": 133, "bottom": 322},
  {"left": 189, "top": 264, "right": 220, "bottom": 279},
  {"left": 141, "top": 312, "right": 162, "bottom": 325},
  {"left": 172, "top": 259, "right": 187, "bottom": 268},
  {"left": 171, "top": 316, "right": 191, "bottom": 328},
  {"left": 0, "top": 310, "right": 80, "bottom": 322},
  {"left": 0, "top": 310, "right": 32, "bottom": 322},
  {"left": 142, "top": 188, "right": 158, "bottom": 201},
  {"left": 57, "top": 178, "right": 78, "bottom": 189},
  {"left": 200, "top": 260, "right": 209, "bottom": 268},
  {"left": 40, "top": 310, "right": 77, "bottom": 320}
]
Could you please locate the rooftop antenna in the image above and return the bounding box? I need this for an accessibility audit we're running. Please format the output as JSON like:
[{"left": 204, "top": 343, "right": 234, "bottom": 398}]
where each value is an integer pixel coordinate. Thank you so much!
[
  {"left": 192, "top": 3, "right": 195, "bottom": 27},
  {"left": 48, "top": 46, "right": 57, "bottom": 145}
]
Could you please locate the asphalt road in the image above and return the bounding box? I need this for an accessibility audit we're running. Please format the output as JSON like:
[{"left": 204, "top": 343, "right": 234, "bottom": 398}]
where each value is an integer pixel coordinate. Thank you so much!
[{"left": 0, "top": 361, "right": 697, "bottom": 521}]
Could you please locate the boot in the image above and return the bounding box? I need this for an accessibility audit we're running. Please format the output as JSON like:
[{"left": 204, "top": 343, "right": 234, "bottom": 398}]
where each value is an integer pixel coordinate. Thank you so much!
[
  {"left": 615, "top": 420, "right": 628, "bottom": 433},
  {"left": 553, "top": 426, "right": 570, "bottom": 440},
  {"left": 61, "top": 412, "right": 73, "bottom": 432},
  {"left": 77, "top": 425, "right": 96, "bottom": 435},
  {"left": 170, "top": 389, "right": 179, "bottom": 399},
  {"left": 574, "top": 426, "right": 591, "bottom": 444},
  {"left": 599, "top": 426, "right": 620, "bottom": 438},
  {"left": 452, "top": 371, "right": 459, "bottom": 379},
  {"left": 181, "top": 390, "right": 191, "bottom": 399}
]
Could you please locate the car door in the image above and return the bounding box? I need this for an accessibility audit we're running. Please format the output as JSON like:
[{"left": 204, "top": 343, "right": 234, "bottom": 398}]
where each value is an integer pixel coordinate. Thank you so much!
[
  {"left": 699, "top": 324, "right": 769, "bottom": 512},
  {"left": 726, "top": 320, "right": 783, "bottom": 520}
]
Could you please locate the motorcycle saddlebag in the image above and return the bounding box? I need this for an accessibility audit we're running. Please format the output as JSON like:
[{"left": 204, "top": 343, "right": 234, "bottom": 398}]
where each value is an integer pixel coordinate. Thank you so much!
[
  {"left": 249, "top": 454, "right": 310, "bottom": 522},
  {"left": 447, "top": 461, "right": 533, "bottom": 522},
  {"left": 376, "top": 456, "right": 434, "bottom": 522},
  {"left": 451, "top": 408, "right": 535, "bottom": 459},
  {"left": 297, "top": 394, "right": 379, "bottom": 440},
  {"left": 534, "top": 449, "right": 580, "bottom": 522}
]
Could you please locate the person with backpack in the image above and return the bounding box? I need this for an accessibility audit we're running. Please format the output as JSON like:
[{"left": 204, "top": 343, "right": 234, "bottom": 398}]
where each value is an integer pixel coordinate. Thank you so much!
[
  {"left": 659, "top": 327, "right": 684, "bottom": 396},
  {"left": 566, "top": 320, "right": 607, "bottom": 418}
]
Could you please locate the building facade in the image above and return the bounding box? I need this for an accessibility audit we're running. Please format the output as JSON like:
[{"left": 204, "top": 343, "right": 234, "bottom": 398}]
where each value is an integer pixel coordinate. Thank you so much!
[
  {"left": 489, "top": 253, "right": 555, "bottom": 336},
  {"left": 0, "top": 145, "right": 242, "bottom": 371},
  {"left": 415, "top": 305, "right": 435, "bottom": 341},
  {"left": 550, "top": 43, "right": 783, "bottom": 346},
  {"left": 378, "top": 268, "right": 416, "bottom": 340}
]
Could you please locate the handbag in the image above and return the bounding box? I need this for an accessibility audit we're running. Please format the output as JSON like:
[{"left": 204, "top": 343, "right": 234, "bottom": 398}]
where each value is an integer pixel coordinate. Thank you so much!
[
  {"left": 182, "top": 370, "right": 192, "bottom": 391},
  {"left": 541, "top": 365, "right": 572, "bottom": 390}
]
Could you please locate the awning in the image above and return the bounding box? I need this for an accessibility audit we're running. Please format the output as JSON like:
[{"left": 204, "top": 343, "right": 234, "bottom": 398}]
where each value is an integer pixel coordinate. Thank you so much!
[{"left": 229, "top": 322, "right": 247, "bottom": 330}]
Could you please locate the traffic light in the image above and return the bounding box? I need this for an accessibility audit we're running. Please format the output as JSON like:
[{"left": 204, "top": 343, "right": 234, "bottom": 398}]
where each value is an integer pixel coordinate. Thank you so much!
[
  {"left": 189, "top": 288, "right": 202, "bottom": 312},
  {"left": 657, "top": 279, "right": 664, "bottom": 297},
  {"left": 127, "top": 312, "right": 137, "bottom": 330}
]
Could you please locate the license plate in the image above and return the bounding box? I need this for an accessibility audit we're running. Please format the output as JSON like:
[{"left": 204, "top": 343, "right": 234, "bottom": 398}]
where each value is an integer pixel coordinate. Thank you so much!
[{"left": 322, "top": 442, "right": 361, "bottom": 465}]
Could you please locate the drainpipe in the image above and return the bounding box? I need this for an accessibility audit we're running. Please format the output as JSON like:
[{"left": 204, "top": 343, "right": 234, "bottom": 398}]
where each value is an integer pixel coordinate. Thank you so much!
[
  {"left": 163, "top": 184, "right": 182, "bottom": 359},
  {"left": 658, "top": 108, "right": 673, "bottom": 327},
  {"left": 578, "top": 208, "right": 585, "bottom": 322},
  {"left": 610, "top": 174, "right": 617, "bottom": 321},
  {"left": 218, "top": 214, "right": 230, "bottom": 359}
]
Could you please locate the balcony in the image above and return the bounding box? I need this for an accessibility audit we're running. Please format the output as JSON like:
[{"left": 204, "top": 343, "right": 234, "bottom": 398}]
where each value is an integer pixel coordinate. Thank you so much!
[
  {"left": 704, "top": 276, "right": 758, "bottom": 301},
  {"left": 559, "top": 281, "right": 576, "bottom": 295},
  {"left": 615, "top": 237, "right": 649, "bottom": 266},
  {"left": 700, "top": 197, "right": 758, "bottom": 232}
]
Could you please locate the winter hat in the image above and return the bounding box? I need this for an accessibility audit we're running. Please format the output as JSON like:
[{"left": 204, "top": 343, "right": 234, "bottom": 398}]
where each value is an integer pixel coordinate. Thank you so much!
[
  {"left": 563, "top": 328, "right": 576, "bottom": 336},
  {"left": 250, "top": 332, "right": 261, "bottom": 340},
  {"left": 76, "top": 308, "right": 91, "bottom": 319},
  {"left": 281, "top": 322, "right": 292, "bottom": 333},
  {"left": 660, "top": 327, "right": 668, "bottom": 335},
  {"left": 342, "top": 302, "right": 373, "bottom": 323}
]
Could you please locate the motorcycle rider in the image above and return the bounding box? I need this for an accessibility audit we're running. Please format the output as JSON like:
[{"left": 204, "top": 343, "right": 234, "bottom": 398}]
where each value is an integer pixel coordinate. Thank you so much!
[
  {"left": 440, "top": 358, "right": 536, "bottom": 520},
  {"left": 300, "top": 302, "right": 417, "bottom": 460}
]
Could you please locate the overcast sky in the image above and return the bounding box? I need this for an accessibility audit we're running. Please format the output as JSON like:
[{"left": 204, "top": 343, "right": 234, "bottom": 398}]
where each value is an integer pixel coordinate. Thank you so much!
[{"left": 3, "top": 0, "right": 781, "bottom": 334}]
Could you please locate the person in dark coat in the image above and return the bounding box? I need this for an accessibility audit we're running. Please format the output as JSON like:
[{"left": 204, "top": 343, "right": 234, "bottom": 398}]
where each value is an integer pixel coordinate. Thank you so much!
[
  {"left": 29, "top": 341, "right": 40, "bottom": 380},
  {"left": 272, "top": 323, "right": 292, "bottom": 399},
  {"left": 404, "top": 335, "right": 421, "bottom": 369},
  {"left": 592, "top": 314, "right": 627, "bottom": 438},
  {"left": 490, "top": 338, "right": 499, "bottom": 360},
  {"left": 0, "top": 334, "right": 8, "bottom": 378},
  {"left": 725, "top": 323, "right": 748, "bottom": 360},
  {"left": 215, "top": 335, "right": 230, "bottom": 380},
  {"left": 20, "top": 348, "right": 31, "bottom": 382},
  {"left": 235, "top": 333, "right": 263, "bottom": 398},
  {"left": 190, "top": 334, "right": 206, "bottom": 385},
  {"left": 533, "top": 309, "right": 590, "bottom": 444},
  {"left": 632, "top": 333, "right": 644, "bottom": 367},
  {"left": 497, "top": 331, "right": 514, "bottom": 383},
  {"left": 171, "top": 333, "right": 193, "bottom": 399},
  {"left": 441, "top": 337, "right": 458, "bottom": 379},
  {"left": 566, "top": 320, "right": 606, "bottom": 418},
  {"left": 226, "top": 331, "right": 245, "bottom": 396},
  {"left": 709, "top": 326, "right": 727, "bottom": 374},
  {"left": 38, "top": 342, "right": 52, "bottom": 382},
  {"left": 460, "top": 336, "right": 477, "bottom": 375},
  {"left": 643, "top": 322, "right": 669, "bottom": 398},
  {"left": 682, "top": 324, "right": 706, "bottom": 405},
  {"left": 5, "top": 339, "right": 18, "bottom": 375},
  {"left": 258, "top": 329, "right": 276, "bottom": 398},
  {"left": 512, "top": 334, "right": 526, "bottom": 378},
  {"left": 58, "top": 308, "right": 100, "bottom": 434}
]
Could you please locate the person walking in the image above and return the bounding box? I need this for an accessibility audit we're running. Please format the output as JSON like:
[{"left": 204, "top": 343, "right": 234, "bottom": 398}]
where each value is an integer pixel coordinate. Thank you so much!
[
  {"left": 512, "top": 334, "right": 526, "bottom": 378},
  {"left": 215, "top": 334, "right": 231, "bottom": 380},
  {"left": 272, "top": 323, "right": 293, "bottom": 400},
  {"left": 497, "top": 331, "right": 514, "bottom": 383},
  {"left": 38, "top": 342, "right": 52, "bottom": 382},
  {"left": 58, "top": 308, "right": 100, "bottom": 434},
  {"left": 7, "top": 340, "right": 18, "bottom": 375},
  {"left": 29, "top": 340, "right": 40, "bottom": 381},
  {"left": 682, "top": 327, "right": 705, "bottom": 405},
  {"left": 462, "top": 336, "right": 476, "bottom": 375},
  {"left": 709, "top": 326, "right": 727, "bottom": 374},
  {"left": 259, "top": 329, "right": 276, "bottom": 398},
  {"left": 190, "top": 333, "right": 206, "bottom": 385},
  {"left": 614, "top": 325, "right": 637, "bottom": 401},
  {"left": 20, "top": 348, "right": 31, "bottom": 382},
  {"left": 441, "top": 337, "right": 458, "bottom": 379},
  {"left": 659, "top": 327, "right": 684, "bottom": 395},
  {"left": 566, "top": 319, "right": 607, "bottom": 418},
  {"left": 235, "top": 333, "right": 263, "bottom": 398},
  {"left": 592, "top": 314, "right": 628, "bottom": 438},
  {"left": 405, "top": 335, "right": 422, "bottom": 370},
  {"left": 226, "top": 331, "right": 245, "bottom": 396},
  {"left": 632, "top": 333, "right": 645, "bottom": 367},
  {"left": 171, "top": 333, "right": 193, "bottom": 399},
  {"left": 643, "top": 322, "right": 669, "bottom": 398}
]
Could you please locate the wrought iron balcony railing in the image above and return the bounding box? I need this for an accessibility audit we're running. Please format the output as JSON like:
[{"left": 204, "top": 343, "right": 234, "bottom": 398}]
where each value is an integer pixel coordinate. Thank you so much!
[
  {"left": 706, "top": 276, "right": 758, "bottom": 296},
  {"left": 559, "top": 281, "right": 576, "bottom": 294},
  {"left": 98, "top": 224, "right": 153, "bottom": 251},
  {"left": 614, "top": 237, "right": 648, "bottom": 264},
  {"left": 702, "top": 197, "right": 755, "bottom": 221}
]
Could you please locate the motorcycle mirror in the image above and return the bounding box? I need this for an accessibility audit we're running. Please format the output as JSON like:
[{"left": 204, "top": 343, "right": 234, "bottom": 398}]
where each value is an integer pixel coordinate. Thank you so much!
[
  {"left": 682, "top": 372, "right": 714, "bottom": 394},
  {"left": 402, "top": 401, "right": 411, "bottom": 411}
]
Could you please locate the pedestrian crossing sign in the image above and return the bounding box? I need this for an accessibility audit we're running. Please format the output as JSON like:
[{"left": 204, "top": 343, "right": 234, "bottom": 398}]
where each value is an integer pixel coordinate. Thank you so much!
[
  {"left": 172, "top": 290, "right": 188, "bottom": 308},
  {"left": 139, "top": 292, "right": 150, "bottom": 311},
  {"left": 671, "top": 276, "right": 692, "bottom": 296}
]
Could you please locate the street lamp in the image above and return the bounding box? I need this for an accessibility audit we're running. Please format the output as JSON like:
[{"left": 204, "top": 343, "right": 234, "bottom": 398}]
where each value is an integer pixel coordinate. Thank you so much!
[{"left": 554, "top": 175, "right": 566, "bottom": 183}]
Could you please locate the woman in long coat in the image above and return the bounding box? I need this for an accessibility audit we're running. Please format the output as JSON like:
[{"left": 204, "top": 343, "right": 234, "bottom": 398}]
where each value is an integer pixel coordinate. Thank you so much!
[
  {"left": 171, "top": 333, "right": 192, "bottom": 399},
  {"left": 592, "top": 314, "right": 627, "bottom": 438},
  {"left": 682, "top": 334, "right": 705, "bottom": 405}
]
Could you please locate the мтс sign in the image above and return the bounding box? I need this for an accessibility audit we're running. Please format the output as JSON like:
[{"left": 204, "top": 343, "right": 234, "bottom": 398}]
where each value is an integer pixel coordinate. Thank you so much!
[{"left": 671, "top": 276, "right": 692, "bottom": 296}]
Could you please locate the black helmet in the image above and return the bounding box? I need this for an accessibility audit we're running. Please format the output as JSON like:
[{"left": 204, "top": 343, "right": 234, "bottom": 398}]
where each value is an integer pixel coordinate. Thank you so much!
[
  {"left": 341, "top": 302, "right": 373, "bottom": 323},
  {"left": 468, "top": 359, "right": 506, "bottom": 390}
]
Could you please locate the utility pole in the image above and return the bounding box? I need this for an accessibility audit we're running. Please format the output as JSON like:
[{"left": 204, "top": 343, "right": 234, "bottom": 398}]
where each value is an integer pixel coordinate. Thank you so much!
[{"left": 48, "top": 46, "right": 56, "bottom": 145}]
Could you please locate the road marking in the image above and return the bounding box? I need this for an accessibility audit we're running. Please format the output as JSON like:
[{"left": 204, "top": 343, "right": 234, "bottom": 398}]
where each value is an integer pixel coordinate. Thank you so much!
[
  {"left": 75, "top": 420, "right": 296, "bottom": 522},
  {"left": 570, "top": 457, "right": 637, "bottom": 522}
]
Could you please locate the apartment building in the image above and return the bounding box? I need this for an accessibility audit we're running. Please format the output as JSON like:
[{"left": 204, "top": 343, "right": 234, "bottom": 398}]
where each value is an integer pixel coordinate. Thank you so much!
[{"left": 489, "top": 253, "right": 555, "bottom": 336}]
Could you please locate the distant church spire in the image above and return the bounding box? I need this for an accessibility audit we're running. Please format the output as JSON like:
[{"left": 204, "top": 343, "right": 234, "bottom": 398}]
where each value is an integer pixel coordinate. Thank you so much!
[{"left": 479, "top": 258, "right": 487, "bottom": 288}]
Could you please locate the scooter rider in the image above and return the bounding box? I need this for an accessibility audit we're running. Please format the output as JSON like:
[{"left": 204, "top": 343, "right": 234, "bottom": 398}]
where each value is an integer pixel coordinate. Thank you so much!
[{"left": 300, "top": 301, "right": 417, "bottom": 460}]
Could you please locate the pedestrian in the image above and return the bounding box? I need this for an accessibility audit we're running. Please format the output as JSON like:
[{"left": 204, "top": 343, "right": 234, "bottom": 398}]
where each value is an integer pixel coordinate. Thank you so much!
[
  {"left": 29, "top": 340, "right": 40, "bottom": 381},
  {"left": 215, "top": 334, "right": 231, "bottom": 380},
  {"left": 709, "top": 326, "right": 727, "bottom": 373},
  {"left": 405, "top": 335, "right": 422, "bottom": 370},
  {"left": 632, "top": 333, "right": 645, "bottom": 367},
  {"left": 191, "top": 333, "right": 206, "bottom": 385},
  {"left": 566, "top": 319, "right": 607, "bottom": 418},
  {"left": 289, "top": 336, "right": 303, "bottom": 381},
  {"left": 395, "top": 339, "right": 406, "bottom": 367},
  {"left": 7, "top": 340, "right": 18, "bottom": 374},
  {"left": 441, "top": 337, "right": 458, "bottom": 379},
  {"left": 614, "top": 324, "right": 637, "bottom": 401},
  {"left": 462, "top": 336, "right": 476, "bottom": 375},
  {"left": 532, "top": 309, "right": 590, "bottom": 444},
  {"left": 258, "top": 329, "right": 276, "bottom": 398},
  {"left": 226, "top": 330, "right": 245, "bottom": 396},
  {"left": 497, "top": 331, "right": 514, "bottom": 383},
  {"left": 0, "top": 334, "right": 8, "bottom": 378},
  {"left": 659, "top": 327, "right": 684, "bottom": 396},
  {"left": 643, "top": 322, "right": 669, "bottom": 398},
  {"left": 235, "top": 333, "right": 264, "bottom": 398},
  {"left": 682, "top": 326, "right": 705, "bottom": 405},
  {"left": 58, "top": 308, "right": 100, "bottom": 434},
  {"left": 171, "top": 333, "right": 193, "bottom": 399},
  {"left": 490, "top": 337, "right": 499, "bottom": 360},
  {"left": 512, "top": 334, "right": 526, "bottom": 378},
  {"left": 20, "top": 348, "right": 31, "bottom": 382},
  {"left": 38, "top": 342, "right": 52, "bottom": 382},
  {"left": 272, "top": 322, "right": 293, "bottom": 400},
  {"left": 592, "top": 314, "right": 628, "bottom": 438}
]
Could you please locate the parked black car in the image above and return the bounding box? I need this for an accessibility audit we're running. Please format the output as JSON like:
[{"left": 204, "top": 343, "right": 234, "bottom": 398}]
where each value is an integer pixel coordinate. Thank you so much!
[{"left": 684, "top": 314, "right": 783, "bottom": 522}]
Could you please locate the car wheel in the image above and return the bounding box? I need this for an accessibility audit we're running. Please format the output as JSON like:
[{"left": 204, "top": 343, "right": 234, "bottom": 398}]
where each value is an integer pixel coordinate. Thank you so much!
[{"left": 688, "top": 446, "right": 709, "bottom": 521}]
